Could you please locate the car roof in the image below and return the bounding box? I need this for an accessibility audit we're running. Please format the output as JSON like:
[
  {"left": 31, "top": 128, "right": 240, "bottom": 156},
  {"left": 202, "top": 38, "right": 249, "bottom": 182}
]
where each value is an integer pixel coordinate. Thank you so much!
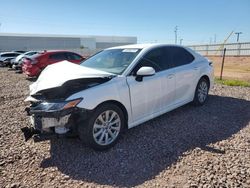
[
  {"left": 107, "top": 43, "right": 188, "bottom": 50},
  {"left": 36, "top": 50, "right": 81, "bottom": 55},
  {"left": 0, "top": 52, "right": 21, "bottom": 55}
]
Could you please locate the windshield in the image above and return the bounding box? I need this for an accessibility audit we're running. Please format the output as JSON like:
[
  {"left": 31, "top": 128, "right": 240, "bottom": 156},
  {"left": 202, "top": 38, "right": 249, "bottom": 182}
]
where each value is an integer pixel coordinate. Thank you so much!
[{"left": 80, "top": 48, "right": 141, "bottom": 74}]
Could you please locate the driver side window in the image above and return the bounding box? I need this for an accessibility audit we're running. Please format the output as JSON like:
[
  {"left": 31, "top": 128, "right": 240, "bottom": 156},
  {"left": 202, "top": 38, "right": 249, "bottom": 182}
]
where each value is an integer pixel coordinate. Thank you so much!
[
  {"left": 131, "top": 58, "right": 161, "bottom": 75},
  {"left": 131, "top": 47, "right": 167, "bottom": 75}
]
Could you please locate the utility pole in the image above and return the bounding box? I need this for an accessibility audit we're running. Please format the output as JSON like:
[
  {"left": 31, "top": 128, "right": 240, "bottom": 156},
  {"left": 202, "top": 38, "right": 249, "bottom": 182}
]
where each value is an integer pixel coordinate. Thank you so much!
[
  {"left": 209, "top": 37, "right": 212, "bottom": 44},
  {"left": 180, "top": 39, "right": 183, "bottom": 45},
  {"left": 235, "top": 32, "right": 242, "bottom": 42},
  {"left": 214, "top": 34, "right": 217, "bottom": 44},
  {"left": 174, "top": 26, "right": 178, "bottom": 44}
]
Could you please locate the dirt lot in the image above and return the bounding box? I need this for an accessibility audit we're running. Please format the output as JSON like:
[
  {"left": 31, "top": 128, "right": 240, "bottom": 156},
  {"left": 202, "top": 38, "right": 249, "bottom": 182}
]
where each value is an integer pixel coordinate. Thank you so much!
[
  {"left": 208, "top": 56, "right": 250, "bottom": 82},
  {"left": 0, "top": 68, "right": 250, "bottom": 188}
]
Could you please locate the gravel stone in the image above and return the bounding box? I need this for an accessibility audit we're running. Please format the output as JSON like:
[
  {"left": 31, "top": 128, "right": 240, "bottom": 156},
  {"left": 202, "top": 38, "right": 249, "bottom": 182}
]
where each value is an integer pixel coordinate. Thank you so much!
[{"left": 0, "top": 67, "right": 249, "bottom": 187}]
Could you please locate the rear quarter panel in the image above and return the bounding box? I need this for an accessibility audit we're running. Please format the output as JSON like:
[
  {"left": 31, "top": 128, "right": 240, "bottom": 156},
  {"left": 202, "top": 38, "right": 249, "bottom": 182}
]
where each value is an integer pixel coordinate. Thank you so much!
[{"left": 36, "top": 54, "right": 49, "bottom": 69}]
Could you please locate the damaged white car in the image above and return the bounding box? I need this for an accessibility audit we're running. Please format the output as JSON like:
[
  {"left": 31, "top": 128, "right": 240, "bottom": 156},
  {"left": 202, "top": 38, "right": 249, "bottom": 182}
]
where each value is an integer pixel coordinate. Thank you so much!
[{"left": 23, "top": 44, "right": 213, "bottom": 150}]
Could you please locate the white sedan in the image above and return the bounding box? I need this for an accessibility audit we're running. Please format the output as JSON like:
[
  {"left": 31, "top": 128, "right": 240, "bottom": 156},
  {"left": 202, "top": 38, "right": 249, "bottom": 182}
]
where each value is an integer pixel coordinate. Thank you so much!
[{"left": 24, "top": 44, "right": 214, "bottom": 150}]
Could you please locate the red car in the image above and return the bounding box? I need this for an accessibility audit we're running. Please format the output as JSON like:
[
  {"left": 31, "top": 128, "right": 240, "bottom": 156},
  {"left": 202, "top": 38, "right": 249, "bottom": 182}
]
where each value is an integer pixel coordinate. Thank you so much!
[{"left": 22, "top": 50, "right": 85, "bottom": 77}]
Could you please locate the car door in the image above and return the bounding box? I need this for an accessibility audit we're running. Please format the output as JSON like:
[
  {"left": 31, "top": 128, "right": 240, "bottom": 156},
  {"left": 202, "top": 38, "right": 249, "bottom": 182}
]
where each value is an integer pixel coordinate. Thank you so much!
[
  {"left": 126, "top": 47, "right": 175, "bottom": 123},
  {"left": 169, "top": 47, "right": 198, "bottom": 104},
  {"left": 160, "top": 47, "right": 176, "bottom": 108}
]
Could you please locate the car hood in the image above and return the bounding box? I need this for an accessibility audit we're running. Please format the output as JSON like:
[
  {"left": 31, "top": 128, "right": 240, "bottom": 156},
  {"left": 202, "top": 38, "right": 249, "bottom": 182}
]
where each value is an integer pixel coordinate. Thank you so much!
[
  {"left": 30, "top": 61, "right": 114, "bottom": 95},
  {"left": 15, "top": 54, "right": 25, "bottom": 62}
]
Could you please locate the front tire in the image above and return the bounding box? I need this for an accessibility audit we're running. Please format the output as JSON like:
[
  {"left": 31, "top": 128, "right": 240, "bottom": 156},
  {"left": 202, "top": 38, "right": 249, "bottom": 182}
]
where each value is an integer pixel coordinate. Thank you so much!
[
  {"left": 192, "top": 77, "right": 209, "bottom": 106},
  {"left": 78, "top": 103, "right": 125, "bottom": 151}
]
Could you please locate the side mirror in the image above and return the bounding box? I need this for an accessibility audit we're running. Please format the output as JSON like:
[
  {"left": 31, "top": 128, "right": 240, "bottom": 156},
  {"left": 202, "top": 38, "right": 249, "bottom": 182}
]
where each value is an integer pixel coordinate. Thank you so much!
[{"left": 136, "top": 66, "right": 155, "bottom": 82}]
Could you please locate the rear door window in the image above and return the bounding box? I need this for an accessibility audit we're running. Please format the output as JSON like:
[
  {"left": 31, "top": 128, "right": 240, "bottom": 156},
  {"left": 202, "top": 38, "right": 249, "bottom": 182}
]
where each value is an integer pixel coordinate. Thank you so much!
[
  {"left": 49, "top": 53, "right": 67, "bottom": 60},
  {"left": 12, "top": 53, "right": 20, "bottom": 57},
  {"left": 66, "top": 52, "right": 82, "bottom": 61}
]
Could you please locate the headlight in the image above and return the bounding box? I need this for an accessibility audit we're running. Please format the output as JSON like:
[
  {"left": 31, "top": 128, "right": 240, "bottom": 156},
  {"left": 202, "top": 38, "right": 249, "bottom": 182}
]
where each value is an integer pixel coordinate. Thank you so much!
[{"left": 32, "top": 98, "right": 82, "bottom": 112}]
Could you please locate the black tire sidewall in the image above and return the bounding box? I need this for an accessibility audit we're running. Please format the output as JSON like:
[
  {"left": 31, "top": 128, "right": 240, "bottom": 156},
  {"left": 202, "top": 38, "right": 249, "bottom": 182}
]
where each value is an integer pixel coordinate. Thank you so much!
[{"left": 193, "top": 78, "right": 209, "bottom": 106}]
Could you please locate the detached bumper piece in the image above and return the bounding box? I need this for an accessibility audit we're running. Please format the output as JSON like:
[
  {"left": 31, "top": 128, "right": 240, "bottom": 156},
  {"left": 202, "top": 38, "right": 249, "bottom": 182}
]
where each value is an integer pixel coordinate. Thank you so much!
[{"left": 21, "top": 127, "right": 40, "bottom": 141}]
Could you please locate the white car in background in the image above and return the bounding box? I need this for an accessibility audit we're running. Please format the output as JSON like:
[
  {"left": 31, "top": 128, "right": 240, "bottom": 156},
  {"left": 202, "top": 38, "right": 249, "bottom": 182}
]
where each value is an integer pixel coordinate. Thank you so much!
[
  {"left": 0, "top": 52, "right": 22, "bottom": 67},
  {"left": 23, "top": 44, "right": 214, "bottom": 150},
  {"left": 11, "top": 51, "right": 38, "bottom": 69}
]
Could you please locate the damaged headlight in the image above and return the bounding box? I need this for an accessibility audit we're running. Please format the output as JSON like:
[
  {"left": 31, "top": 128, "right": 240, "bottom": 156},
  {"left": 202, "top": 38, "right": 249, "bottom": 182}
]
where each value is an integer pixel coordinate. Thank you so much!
[{"left": 32, "top": 98, "right": 82, "bottom": 112}]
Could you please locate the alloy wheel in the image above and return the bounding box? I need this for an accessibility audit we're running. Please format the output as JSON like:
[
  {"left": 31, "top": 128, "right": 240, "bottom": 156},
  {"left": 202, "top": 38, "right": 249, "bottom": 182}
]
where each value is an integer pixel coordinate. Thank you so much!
[
  {"left": 197, "top": 81, "right": 208, "bottom": 103},
  {"left": 93, "top": 110, "right": 121, "bottom": 146}
]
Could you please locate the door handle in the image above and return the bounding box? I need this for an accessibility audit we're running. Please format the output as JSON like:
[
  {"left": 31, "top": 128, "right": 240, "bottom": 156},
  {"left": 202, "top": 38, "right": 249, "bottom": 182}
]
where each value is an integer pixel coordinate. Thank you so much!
[
  {"left": 167, "top": 74, "right": 174, "bottom": 79},
  {"left": 194, "top": 67, "right": 199, "bottom": 70}
]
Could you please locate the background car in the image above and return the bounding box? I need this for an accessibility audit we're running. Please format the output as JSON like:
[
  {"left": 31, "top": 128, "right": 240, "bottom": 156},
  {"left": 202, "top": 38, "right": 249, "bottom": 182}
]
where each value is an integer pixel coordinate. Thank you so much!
[
  {"left": 24, "top": 44, "right": 214, "bottom": 150},
  {"left": 22, "top": 50, "right": 85, "bottom": 77},
  {"left": 0, "top": 52, "right": 22, "bottom": 67},
  {"left": 11, "top": 51, "right": 38, "bottom": 70}
]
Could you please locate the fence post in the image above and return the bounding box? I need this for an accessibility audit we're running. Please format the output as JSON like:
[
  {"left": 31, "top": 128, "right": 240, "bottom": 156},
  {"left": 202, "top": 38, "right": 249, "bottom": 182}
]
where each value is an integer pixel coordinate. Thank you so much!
[
  {"left": 237, "top": 43, "right": 241, "bottom": 56},
  {"left": 220, "top": 48, "right": 227, "bottom": 80}
]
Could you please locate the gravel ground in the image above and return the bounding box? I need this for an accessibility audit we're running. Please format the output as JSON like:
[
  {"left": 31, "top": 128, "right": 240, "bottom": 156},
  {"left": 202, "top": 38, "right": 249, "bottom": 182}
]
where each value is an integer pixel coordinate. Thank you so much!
[{"left": 0, "top": 67, "right": 250, "bottom": 188}]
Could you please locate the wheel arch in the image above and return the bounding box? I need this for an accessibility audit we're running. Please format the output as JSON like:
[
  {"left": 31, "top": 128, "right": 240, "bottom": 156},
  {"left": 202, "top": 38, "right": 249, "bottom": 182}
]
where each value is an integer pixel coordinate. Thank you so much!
[
  {"left": 95, "top": 100, "right": 129, "bottom": 129},
  {"left": 192, "top": 74, "right": 211, "bottom": 101},
  {"left": 199, "top": 75, "right": 210, "bottom": 89}
]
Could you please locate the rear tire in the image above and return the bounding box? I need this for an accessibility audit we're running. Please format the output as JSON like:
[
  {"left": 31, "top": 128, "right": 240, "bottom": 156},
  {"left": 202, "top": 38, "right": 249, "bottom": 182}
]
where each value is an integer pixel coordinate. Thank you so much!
[
  {"left": 192, "top": 77, "right": 209, "bottom": 106},
  {"left": 78, "top": 103, "right": 125, "bottom": 151}
]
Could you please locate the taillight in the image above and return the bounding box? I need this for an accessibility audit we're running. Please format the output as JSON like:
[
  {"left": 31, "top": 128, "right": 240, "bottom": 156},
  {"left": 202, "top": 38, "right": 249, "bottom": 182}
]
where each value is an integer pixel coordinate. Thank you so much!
[{"left": 30, "top": 59, "right": 38, "bottom": 65}]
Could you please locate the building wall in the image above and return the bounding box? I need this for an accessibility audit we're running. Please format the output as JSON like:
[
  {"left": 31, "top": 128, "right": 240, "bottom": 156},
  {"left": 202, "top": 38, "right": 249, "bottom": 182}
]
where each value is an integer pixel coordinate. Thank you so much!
[
  {"left": 0, "top": 33, "right": 137, "bottom": 55},
  {"left": 0, "top": 36, "right": 80, "bottom": 51}
]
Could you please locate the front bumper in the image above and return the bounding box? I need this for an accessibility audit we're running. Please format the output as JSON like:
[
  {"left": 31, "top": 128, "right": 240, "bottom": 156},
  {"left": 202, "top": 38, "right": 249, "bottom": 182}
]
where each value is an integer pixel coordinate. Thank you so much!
[
  {"left": 0, "top": 60, "right": 7, "bottom": 66},
  {"left": 23, "top": 104, "right": 90, "bottom": 141},
  {"left": 27, "top": 107, "right": 75, "bottom": 132}
]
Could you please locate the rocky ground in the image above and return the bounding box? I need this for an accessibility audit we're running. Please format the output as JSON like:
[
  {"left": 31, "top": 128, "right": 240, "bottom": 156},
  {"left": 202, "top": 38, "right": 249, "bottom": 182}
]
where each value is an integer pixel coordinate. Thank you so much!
[{"left": 0, "top": 67, "right": 249, "bottom": 188}]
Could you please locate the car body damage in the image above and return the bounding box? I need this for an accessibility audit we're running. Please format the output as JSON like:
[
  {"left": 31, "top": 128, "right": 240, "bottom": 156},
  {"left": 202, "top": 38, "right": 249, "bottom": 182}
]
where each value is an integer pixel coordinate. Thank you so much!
[
  {"left": 22, "top": 44, "right": 213, "bottom": 150},
  {"left": 22, "top": 61, "right": 114, "bottom": 140},
  {"left": 29, "top": 60, "right": 114, "bottom": 95},
  {"left": 31, "top": 77, "right": 113, "bottom": 100}
]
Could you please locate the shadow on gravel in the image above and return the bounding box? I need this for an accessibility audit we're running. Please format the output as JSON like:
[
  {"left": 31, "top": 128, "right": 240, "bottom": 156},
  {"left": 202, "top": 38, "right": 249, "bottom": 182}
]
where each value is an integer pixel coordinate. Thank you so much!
[
  {"left": 40, "top": 95, "right": 250, "bottom": 187},
  {"left": 26, "top": 77, "right": 37, "bottom": 82}
]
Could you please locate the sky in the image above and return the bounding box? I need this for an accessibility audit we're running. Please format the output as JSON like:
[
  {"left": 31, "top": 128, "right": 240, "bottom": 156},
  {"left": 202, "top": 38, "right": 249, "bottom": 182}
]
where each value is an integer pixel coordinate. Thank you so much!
[{"left": 0, "top": 0, "right": 250, "bottom": 45}]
